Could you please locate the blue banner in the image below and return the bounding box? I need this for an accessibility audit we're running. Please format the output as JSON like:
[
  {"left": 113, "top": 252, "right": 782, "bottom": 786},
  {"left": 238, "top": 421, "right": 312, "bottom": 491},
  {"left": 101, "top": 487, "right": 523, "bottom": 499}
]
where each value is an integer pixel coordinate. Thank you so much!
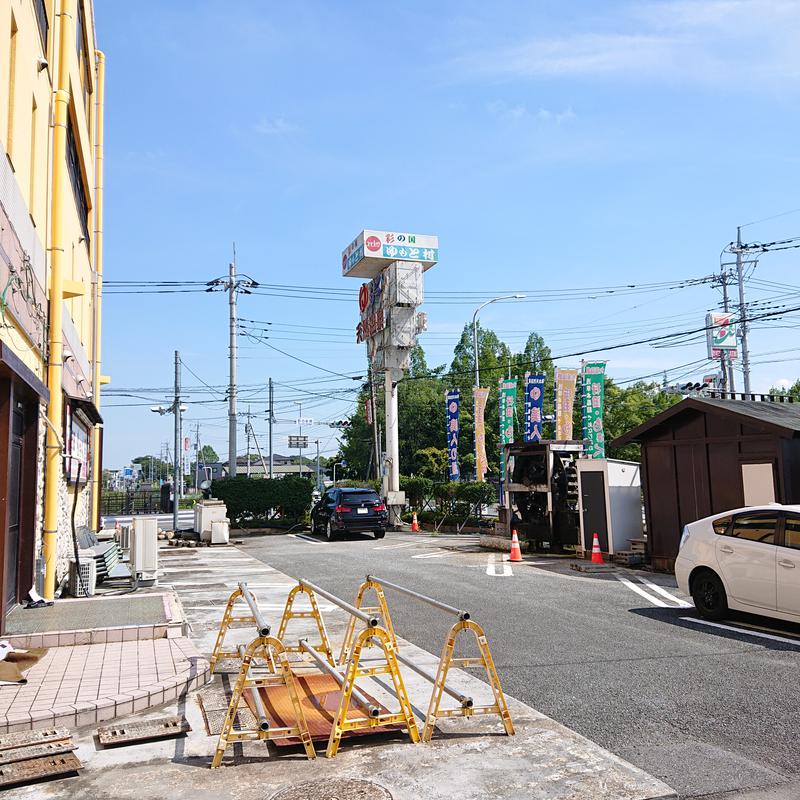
[
  {"left": 445, "top": 390, "right": 460, "bottom": 481},
  {"left": 524, "top": 373, "right": 546, "bottom": 442}
]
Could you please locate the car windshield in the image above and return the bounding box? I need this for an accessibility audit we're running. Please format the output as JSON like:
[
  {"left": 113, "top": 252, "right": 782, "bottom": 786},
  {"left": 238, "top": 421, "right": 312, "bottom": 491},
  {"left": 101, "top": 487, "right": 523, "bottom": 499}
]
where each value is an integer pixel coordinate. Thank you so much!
[{"left": 343, "top": 492, "right": 380, "bottom": 505}]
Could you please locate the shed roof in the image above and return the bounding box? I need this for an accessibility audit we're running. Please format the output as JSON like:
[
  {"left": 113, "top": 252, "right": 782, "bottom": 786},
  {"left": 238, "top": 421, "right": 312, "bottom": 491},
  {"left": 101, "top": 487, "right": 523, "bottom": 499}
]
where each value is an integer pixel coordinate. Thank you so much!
[{"left": 612, "top": 397, "right": 800, "bottom": 447}]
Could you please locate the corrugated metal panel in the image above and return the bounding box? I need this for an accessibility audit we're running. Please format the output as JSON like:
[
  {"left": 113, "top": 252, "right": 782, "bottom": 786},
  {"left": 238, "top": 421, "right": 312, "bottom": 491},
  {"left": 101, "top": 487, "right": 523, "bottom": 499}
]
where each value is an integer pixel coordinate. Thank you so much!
[{"left": 0, "top": 140, "right": 47, "bottom": 287}]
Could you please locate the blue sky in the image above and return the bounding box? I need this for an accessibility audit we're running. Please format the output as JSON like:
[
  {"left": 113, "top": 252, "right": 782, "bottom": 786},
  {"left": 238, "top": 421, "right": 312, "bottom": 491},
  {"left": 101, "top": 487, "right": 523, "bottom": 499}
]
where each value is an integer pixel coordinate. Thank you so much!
[{"left": 98, "top": 0, "right": 800, "bottom": 468}]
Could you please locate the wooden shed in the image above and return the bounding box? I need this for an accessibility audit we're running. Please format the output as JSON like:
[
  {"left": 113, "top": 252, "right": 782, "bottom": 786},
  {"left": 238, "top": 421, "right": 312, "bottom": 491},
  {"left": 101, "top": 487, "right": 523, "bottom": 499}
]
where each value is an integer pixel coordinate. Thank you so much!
[{"left": 612, "top": 396, "right": 800, "bottom": 570}]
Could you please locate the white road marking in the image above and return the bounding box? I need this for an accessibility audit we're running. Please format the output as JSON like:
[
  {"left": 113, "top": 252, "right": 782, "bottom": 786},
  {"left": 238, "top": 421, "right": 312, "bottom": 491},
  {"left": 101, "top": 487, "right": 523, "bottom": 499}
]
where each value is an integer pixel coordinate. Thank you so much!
[
  {"left": 291, "top": 533, "right": 323, "bottom": 544},
  {"left": 486, "top": 553, "right": 513, "bottom": 577},
  {"left": 160, "top": 566, "right": 275, "bottom": 573},
  {"left": 411, "top": 550, "right": 450, "bottom": 559},
  {"left": 681, "top": 617, "right": 800, "bottom": 647},
  {"left": 635, "top": 576, "right": 693, "bottom": 608},
  {"left": 373, "top": 542, "right": 417, "bottom": 551},
  {"left": 616, "top": 575, "right": 669, "bottom": 607}
]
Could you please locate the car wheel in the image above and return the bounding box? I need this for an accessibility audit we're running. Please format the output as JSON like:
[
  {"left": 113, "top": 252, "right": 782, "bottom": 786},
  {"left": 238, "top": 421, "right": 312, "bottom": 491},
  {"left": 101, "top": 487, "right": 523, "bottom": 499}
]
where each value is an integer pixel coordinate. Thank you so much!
[
  {"left": 692, "top": 570, "right": 728, "bottom": 621},
  {"left": 374, "top": 529, "right": 386, "bottom": 540},
  {"left": 326, "top": 520, "right": 336, "bottom": 541}
]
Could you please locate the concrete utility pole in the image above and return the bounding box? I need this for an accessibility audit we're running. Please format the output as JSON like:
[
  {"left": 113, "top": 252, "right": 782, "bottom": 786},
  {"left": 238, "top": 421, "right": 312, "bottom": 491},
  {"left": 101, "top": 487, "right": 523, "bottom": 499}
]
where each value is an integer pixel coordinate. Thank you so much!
[
  {"left": 227, "top": 256, "right": 238, "bottom": 476},
  {"left": 719, "top": 267, "right": 736, "bottom": 393},
  {"left": 245, "top": 405, "right": 252, "bottom": 478},
  {"left": 194, "top": 423, "right": 201, "bottom": 491},
  {"left": 368, "top": 365, "right": 381, "bottom": 482},
  {"left": 268, "top": 377, "right": 274, "bottom": 479},
  {"left": 296, "top": 401, "right": 303, "bottom": 476},
  {"left": 173, "top": 350, "right": 181, "bottom": 534},
  {"left": 315, "top": 439, "right": 321, "bottom": 490},
  {"left": 735, "top": 227, "right": 752, "bottom": 395},
  {"left": 384, "top": 369, "right": 400, "bottom": 525}
]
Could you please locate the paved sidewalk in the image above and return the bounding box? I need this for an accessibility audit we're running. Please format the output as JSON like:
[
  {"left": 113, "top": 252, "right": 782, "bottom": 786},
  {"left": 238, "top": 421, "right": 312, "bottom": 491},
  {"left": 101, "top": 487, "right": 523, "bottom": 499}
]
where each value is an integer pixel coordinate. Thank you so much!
[{"left": 15, "top": 542, "right": 676, "bottom": 800}]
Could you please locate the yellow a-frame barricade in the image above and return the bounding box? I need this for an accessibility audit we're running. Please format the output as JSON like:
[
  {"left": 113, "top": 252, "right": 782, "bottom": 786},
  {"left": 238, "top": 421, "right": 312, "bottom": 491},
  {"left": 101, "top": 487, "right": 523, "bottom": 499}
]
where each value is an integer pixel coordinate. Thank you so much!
[
  {"left": 422, "top": 618, "right": 515, "bottom": 741},
  {"left": 326, "top": 625, "right": 420, "bottom": 758},
  {"left": 338, "top": 576, "right": 397, "bottom": 665},
  {"left": 356, "top": 575, "right": 515, "bottom": 743},
  {"left": 210, "top": 635, "right": 316, "bottom": 768},
  {"left": 210, "top": 583, "right": 275, "bottom": 674},
  {"left": 277, "top": 582, "right": 336, "bottom": 666}
]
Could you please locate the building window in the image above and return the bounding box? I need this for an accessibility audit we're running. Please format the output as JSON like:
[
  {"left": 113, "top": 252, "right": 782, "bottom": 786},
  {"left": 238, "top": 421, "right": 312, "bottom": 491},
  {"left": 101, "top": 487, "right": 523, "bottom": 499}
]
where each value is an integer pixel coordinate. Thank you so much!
[
  {"left": 66, "top": 120, "right": 90, "bottom": 244},
  {"left": 75, "top": 2, "right": 91, "bottom": 114},
  {"left": 34, "top": 0, "right": 49, "bottom": 55}
]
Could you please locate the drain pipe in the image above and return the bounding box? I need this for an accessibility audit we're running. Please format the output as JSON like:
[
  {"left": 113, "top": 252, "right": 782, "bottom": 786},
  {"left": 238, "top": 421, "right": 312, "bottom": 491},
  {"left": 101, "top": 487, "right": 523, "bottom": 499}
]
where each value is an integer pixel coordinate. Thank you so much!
[
  {"left": 89, "top": 49, "right": 105, "bottom": 531},
  {"left": 43, "top": 0, "right": 75, "bottom": 601}
]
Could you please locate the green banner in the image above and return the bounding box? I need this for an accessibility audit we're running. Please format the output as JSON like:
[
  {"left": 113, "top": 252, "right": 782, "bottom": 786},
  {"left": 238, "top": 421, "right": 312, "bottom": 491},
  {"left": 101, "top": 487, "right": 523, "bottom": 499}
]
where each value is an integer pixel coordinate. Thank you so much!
[
  {"left": 582, "top": 361, "right": 607, "bottom": 458},
  {"left": 499, "top": 379, "right": 517, "bottom": 483}
]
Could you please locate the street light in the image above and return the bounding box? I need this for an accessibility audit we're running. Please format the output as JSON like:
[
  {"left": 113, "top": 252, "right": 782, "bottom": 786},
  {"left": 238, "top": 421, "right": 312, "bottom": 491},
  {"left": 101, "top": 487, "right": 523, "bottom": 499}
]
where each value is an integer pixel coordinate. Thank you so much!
[{"left": 471, "top": 294, "right": 526, "bottom": 479}]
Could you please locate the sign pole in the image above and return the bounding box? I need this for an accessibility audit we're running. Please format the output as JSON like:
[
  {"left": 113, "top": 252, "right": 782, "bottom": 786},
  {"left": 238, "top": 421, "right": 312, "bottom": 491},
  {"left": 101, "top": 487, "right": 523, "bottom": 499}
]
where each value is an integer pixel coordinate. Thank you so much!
[{"left": 384, "top": 368, "right": 401, "bottom": 527}]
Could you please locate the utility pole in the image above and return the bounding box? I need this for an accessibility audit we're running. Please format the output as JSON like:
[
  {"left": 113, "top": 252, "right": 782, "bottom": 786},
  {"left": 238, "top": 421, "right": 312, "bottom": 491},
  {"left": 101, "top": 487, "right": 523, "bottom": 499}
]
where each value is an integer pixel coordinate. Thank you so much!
[
  {"left": 735, "top": 226, "right": 752, "bottom": 395},
  {"left": 194, "top": 423, "right": 201, "bottom": 491},
  {"left": 227, "top": 254, "right": 238, "bottom": 476},
  {"left": 296, "top": 401, "right": 303, "bottom": 477},
  {"left": 268, "top": 377, "right": 274, "bottom": 479},
  {"left": 173, "top": 350, "right": 181, "bottom": 534},
  {"left": 315, "top": 439, "right": 320, "bottom": 491},
  {"left": 245, "top": 405, "right": 252, "bottom": 478},
  {"left": 719, "top": 267, "right": 736, "bottom": 393},
  {"left": 384, "top": 369, "right": 400, "bottom": 526},
  {"left": 368, "top": 365, "right": 381, "bottom": 482}
]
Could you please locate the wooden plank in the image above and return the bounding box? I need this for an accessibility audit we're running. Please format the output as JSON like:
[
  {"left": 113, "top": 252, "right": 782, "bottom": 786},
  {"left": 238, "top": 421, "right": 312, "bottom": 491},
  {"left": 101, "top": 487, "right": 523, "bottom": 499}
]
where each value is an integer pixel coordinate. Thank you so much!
[
  {"left": 96, "top": 715, "right": 190, "bottom": 746},
  {"left": 0, "top": 752, "right": 81, "bottom": 787},
  {"left": 0, "top": 728, "right": 71, "bottom": 752},
  {"left": 0, "top": 740, "right": 76, "bottom": 766}
]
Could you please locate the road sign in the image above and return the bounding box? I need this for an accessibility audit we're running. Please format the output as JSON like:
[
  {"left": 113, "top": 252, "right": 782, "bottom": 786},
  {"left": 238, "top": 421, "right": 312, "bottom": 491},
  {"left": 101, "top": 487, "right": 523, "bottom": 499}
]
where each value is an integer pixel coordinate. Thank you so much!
[
  {"left": 288, "top": 435, "right": 309, "bottom": 449},
  {"left": 296, "top": 418, "right": 314, "bottom": 426}
]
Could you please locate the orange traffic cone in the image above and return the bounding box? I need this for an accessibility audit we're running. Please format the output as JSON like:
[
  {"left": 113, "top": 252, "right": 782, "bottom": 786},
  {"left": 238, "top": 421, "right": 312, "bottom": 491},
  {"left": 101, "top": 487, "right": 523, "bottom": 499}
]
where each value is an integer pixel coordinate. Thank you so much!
[
  {"left": 411, "top": 511, "right": 419, "bottom": 532},
  {"left": 591, "top": 532, "right": 603, "bottom": 564},
  {"left": 509, "top": 530, "right": 522, "bottom": 562}
]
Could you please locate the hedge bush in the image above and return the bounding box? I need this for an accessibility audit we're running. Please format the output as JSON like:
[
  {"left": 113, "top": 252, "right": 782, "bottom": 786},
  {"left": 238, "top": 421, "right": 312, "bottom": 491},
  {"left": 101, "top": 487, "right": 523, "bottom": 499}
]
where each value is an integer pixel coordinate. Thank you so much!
[{"left": 211, "top": 475, "right": 314, "bottom": 525}]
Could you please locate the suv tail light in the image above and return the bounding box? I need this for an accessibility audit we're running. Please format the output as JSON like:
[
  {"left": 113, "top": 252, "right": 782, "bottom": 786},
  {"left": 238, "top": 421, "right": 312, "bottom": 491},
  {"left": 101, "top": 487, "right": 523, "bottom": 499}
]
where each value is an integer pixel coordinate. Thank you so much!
[
  {"left": 373, "top": 503, "right": 386, "bottom": 512},
  {"left": 335, "top": 505, "right": 352, "bottom": 513}
]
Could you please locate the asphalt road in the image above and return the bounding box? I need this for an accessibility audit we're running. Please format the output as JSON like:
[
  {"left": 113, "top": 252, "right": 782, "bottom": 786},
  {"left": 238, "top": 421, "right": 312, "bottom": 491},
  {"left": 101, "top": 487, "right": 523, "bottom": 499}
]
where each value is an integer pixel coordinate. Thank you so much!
[{"left": 241, "top": 530, "right": 800, "bottom": 800}]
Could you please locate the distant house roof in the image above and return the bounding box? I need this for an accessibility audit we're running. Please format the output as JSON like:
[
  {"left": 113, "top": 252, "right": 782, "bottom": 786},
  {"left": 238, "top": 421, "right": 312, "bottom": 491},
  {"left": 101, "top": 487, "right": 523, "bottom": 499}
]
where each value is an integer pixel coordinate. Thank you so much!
[{"left": 613, "top": 397, "right": 800, "bottom": 448}]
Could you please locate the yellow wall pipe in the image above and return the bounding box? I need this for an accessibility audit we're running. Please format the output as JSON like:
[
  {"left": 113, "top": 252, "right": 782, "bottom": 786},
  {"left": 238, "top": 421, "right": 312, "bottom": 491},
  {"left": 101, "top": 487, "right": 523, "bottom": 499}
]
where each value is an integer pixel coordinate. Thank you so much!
[
  {"left": 43, "top": 0, "right": 75, "bottom": 600},
  {"left": 90, "top": 49, "right": 105, "bottom": 530}
]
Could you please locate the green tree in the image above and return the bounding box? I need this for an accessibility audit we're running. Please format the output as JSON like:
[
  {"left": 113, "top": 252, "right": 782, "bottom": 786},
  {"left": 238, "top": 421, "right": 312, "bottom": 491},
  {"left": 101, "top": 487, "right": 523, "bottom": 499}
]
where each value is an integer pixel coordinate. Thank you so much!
[
  {"left": 414, "top": 446, "right": 448, "bottom": 480},
  {"left": 770, "top": 379, "right": 800, "bottom": 401},
  {"left": 198, "top": 444, "right": 219, "bottom": 463}
]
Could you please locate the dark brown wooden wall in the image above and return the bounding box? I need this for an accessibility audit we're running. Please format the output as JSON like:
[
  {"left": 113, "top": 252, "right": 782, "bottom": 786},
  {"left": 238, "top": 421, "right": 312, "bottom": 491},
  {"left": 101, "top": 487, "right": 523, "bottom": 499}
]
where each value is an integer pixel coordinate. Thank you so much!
[{"left": 641, "top": 408, "right": 789, "bottom": 569}]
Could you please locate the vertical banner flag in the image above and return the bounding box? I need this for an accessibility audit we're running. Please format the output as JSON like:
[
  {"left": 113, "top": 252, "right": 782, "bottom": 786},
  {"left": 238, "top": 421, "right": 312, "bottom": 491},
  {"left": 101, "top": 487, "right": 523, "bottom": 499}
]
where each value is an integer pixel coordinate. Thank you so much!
[
  {"left": 499, "top": 379, "right": 517, "bottom": 485},
  {"left": 473, "top": 387, "right": 489, "bottom": 481},
  {"left": 445, "top": 390, "right": 461, "bottom": 481},
  {"left": 554, "top": 367, "right": 579, "bottom": 440},
  {"left": 524, "top": 373, "right": 546, "bottom": 442},
  {"left": 581, "top": 361, "right": 607, "bottom": 458}
]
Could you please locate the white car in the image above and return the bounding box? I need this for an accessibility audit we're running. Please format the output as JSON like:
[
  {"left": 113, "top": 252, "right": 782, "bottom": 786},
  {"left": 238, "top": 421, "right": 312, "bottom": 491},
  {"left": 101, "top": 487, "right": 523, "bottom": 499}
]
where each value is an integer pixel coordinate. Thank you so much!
[{"left": 675, "top": 504, "right": 800, "bottom": 623}]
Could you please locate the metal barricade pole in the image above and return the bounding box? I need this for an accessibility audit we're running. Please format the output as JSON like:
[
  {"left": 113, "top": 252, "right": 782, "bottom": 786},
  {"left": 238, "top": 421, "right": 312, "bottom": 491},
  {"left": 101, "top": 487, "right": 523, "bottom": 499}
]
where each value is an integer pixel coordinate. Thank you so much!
[{"left": 366, "top": 574, "right": 470, "bottom": 620}]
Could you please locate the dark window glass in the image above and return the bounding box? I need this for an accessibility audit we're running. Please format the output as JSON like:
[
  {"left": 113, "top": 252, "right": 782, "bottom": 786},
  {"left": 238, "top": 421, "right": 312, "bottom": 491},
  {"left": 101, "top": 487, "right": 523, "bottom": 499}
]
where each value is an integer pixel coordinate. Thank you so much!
[
  {"left": 783, "top": 515, "right": 800, "bottom": 550},
  {"left": 712, "top": 515, "right": 731, "bottom": 535},
  {"left": 728, "top": 513, "right": 777, "bottom": 544},
  {"left": 342, "top": 491, "right": 380, "bottom": 504},
  {"left": 34, "top": 0, "right": 48, "bottom": 54},
  {"left": 66, "top": 120, "right": 90, "bottom": 243}
]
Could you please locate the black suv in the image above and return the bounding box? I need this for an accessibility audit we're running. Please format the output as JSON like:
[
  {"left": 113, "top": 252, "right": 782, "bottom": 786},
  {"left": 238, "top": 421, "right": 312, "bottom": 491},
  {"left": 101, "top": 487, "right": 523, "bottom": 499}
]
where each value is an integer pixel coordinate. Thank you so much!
[{"left": 310, "top": 487, "right": 387, "bottom": 540}]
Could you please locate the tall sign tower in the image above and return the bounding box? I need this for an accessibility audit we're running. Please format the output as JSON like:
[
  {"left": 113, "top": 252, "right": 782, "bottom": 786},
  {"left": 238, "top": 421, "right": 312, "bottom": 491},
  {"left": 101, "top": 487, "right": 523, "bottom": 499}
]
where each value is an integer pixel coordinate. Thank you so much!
[{"left": 342, "top": 230, "right": 437, "bottom": 525}]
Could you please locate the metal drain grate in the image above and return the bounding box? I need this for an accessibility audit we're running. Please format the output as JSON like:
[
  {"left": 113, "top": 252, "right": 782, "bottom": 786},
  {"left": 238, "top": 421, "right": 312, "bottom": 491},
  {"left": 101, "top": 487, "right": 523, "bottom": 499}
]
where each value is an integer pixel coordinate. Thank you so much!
[
  {"left": 270, "top": 779, "right": 393, "bottom": 800},
  {"left": 97, "top": 715, "right": 190, "bottom": 746}
]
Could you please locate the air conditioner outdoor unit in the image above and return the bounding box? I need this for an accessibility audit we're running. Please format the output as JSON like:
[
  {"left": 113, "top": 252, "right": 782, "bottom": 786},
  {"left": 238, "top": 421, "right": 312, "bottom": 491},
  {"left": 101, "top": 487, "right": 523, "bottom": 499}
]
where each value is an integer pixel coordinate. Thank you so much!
[
  {"left": 131, "top": 516, "right": 159, "bottom": 585},
  {"left": 117, "top": 523, "right": 132, "bottom": 551}
]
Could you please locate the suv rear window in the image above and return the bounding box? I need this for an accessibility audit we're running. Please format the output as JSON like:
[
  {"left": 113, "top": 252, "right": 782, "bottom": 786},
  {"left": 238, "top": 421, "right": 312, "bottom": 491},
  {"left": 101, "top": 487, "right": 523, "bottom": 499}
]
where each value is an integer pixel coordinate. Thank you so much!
[
  {"left": 343, "top": 491, "right": 380, "bottom": 505},
  {"left": 712, "top": 516, "right": 731, "bottom": 535}
]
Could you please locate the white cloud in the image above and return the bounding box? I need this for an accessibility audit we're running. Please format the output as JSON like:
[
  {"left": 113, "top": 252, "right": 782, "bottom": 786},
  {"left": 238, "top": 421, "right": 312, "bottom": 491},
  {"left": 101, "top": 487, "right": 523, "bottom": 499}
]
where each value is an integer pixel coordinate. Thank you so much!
[
  {"left": 456, "top": 0, "right": 800, "bottom": 88},
  {"left": 254, "top": 116, "right": 298, "bottom": 135},
  {"left": 487, "top": 101, "right": 576, "bottom": 124}
]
